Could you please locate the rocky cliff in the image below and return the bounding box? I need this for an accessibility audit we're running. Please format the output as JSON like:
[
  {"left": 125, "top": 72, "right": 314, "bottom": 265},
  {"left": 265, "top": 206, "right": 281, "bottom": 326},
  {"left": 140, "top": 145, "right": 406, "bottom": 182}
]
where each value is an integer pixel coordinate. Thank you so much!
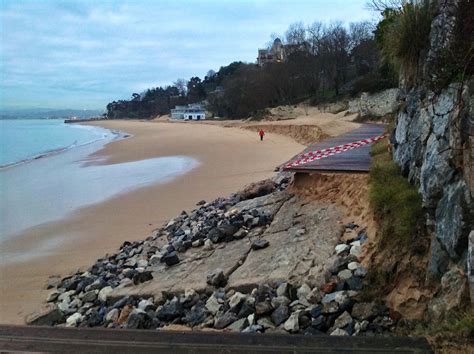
[
  {"left": 348, "top": 88, "right": 400, "bottom": 119},
  {"left": 392, "top": 0, "right": 473, "bottom": 319}
]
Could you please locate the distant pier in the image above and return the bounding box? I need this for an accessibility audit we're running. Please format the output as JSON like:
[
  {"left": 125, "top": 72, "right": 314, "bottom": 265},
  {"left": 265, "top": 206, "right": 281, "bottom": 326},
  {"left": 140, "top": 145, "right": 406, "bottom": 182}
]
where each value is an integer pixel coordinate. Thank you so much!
[{"left": 64, "top": 118, "right": 107, "bottom": 124}]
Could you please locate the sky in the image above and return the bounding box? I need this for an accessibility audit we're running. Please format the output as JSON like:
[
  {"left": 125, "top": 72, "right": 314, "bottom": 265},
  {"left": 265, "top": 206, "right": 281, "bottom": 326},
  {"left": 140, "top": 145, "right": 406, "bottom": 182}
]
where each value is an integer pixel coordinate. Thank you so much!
[{"left": 0, "top": 0, "right": 374, "bottom": 110}]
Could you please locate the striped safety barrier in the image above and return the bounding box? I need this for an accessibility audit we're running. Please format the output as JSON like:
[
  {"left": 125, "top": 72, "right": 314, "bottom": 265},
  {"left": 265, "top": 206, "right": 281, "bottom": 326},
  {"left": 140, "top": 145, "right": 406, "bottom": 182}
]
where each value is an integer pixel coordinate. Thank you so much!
[{"left": 285, "top": 134, "right": 386, "bottom": 169}]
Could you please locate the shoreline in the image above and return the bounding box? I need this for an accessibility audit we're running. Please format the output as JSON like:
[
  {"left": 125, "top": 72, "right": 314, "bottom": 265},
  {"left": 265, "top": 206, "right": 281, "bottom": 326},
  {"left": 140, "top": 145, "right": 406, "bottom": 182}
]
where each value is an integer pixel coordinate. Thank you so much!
[
  {"left": 0, "top": 121, "right": 125, "bottom": 171},
  {"left": 0, "top": 119, "right": 304, "bottom": 324}
]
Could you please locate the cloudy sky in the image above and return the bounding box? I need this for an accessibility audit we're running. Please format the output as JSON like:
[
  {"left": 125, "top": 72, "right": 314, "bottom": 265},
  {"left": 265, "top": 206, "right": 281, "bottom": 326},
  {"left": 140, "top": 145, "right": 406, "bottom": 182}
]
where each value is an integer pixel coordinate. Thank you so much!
[{"left": 0, "top": 0, "right": 373, "bottom": 110}]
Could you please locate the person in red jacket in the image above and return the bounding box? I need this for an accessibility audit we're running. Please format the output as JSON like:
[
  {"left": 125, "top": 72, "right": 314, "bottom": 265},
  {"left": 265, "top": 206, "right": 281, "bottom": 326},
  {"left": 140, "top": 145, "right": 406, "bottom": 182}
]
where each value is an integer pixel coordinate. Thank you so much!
[{"left": 258, "top": 129, "right": 265, "bottom": 141}]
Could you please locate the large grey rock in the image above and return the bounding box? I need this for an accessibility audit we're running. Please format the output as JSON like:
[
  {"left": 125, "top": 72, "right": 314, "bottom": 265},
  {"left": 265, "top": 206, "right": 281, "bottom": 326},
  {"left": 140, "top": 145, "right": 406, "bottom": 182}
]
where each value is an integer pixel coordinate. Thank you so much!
[
  {"left": 228, "top": 317, "right": 248, "bottom": 331},
  {"left": 334, "top": 311, "right": 353, "bottom": 329},
  {"left": 26, "top": 304, "right": 65, "bottom": 326},
  {"left": 98, "top": 286, "right": 113, "bottom": 303},
  {"left": 435, "top": 180, "right": 470, "bottom": 258},
  {"left": 236, "top": 179, "right": 277, "bottom": 200},
  {"left": 348, "top": 88, "right": 399, "bottom": 118},
  {"left": 271, "top": 305, "right": 290, "bottom": 326},
  {"left": 105, "top": 308, "right": 119, "bottom": 323},
  {"left": 438, "top": 267, "right": 469, "bottom": 314},
  {"left": 206, "top": 268, "right": 227, "bottom": 287},
  {"left": 283, "top": 311, "right": 300, "bottom": 333},
  {"left": 205, "top": 294, "right": 223, "bottom": 316},
  {"left": 427, "top": 234, "right": 450, "bottom": 279},
  {"left": 66, "top": 312, "right": 83, "bottom": 327},
  {"left": 214, "top": 311, "right": 238, "bottom": 329},
  {"left": 469, "top": 231, "right": 474, "bottom": 304}
]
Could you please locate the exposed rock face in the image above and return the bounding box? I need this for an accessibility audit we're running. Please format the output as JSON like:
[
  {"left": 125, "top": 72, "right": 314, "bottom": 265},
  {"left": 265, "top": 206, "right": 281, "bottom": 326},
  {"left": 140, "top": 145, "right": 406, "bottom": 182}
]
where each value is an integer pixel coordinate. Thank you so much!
[
  {"left": 391, "top": 0, "right": 473, "bottom": 315},
  {"left": 348, "top": 88, "right": 400, "bottom": 118}
]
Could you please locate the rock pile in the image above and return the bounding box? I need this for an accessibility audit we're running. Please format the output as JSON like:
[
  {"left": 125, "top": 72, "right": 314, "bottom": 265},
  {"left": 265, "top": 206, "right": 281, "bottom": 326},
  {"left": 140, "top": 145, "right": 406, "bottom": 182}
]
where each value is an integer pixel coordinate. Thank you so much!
[{"left": 28, "top": 175, "right": 400, "bottom": 336}]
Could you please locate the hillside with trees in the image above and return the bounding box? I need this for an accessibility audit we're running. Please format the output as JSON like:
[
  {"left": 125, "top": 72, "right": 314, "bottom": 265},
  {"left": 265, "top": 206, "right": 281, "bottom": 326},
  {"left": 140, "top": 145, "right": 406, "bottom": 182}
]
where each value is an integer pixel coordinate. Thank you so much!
[{"left": 106, "top": 18, "right": 398, "bottom": 119}]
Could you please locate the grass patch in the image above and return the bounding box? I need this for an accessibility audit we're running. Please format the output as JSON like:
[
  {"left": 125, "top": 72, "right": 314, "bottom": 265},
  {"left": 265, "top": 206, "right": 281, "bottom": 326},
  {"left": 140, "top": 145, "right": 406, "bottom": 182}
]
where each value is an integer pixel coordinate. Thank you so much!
[
  {"left": 368, "top": 141, "right": 424, "bottom": 249},
  {"left": 410, "top": 306, "right": 474, "bottom": 339}
]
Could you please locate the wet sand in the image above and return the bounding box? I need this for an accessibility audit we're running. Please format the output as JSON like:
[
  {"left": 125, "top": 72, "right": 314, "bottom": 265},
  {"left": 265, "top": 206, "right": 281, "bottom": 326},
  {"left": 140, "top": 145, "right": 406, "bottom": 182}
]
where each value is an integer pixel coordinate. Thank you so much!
[{"left": 0, "top": 120, "right": 303, "bottom": 324}]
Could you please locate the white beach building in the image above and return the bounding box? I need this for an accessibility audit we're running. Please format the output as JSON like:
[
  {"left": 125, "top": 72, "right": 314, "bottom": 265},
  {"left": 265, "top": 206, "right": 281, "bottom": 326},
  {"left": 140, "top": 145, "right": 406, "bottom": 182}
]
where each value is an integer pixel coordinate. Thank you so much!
[{"left": 170, "top": 104, "right": 206, "bottom": 120}]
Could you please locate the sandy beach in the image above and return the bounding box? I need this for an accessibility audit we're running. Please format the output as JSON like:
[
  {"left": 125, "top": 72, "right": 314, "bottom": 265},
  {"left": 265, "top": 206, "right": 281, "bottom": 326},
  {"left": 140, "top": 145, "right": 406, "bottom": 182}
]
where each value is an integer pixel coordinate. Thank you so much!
[{"left": 0, "top": 120, "right": 304, "bottom": 324}]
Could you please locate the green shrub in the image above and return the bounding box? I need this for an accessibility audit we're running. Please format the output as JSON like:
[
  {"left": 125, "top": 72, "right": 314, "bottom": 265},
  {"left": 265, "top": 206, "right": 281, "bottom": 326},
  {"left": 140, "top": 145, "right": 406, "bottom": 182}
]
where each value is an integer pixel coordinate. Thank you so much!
[
  {"left": 369, "top": 141, "right": 424, "bottom": 248},
  {"left": 375, "top": 0, "right": 435, "bottom": 85}
]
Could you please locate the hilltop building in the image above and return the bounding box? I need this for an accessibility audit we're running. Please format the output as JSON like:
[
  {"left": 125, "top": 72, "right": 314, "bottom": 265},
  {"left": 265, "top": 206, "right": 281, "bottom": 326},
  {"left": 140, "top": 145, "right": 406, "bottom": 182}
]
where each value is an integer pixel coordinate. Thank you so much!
[
  {"left": 171, "top": 103, "right": 206, "bottom": 120},
  {"left": 257, "top": 38, "right": 310, "bottom": 66}
]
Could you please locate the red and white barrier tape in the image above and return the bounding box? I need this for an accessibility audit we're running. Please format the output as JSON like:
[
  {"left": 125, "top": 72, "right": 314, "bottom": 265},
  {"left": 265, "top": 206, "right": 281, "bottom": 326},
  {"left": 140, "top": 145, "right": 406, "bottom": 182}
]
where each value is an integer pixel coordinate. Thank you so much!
[{"left": 285, "top": 134, "right": 386, "bottom": 169}]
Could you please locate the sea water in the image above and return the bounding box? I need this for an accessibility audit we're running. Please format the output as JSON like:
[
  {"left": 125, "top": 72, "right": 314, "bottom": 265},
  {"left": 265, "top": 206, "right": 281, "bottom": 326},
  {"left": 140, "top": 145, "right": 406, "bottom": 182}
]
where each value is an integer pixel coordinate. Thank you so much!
[
  {"left": 0, "top": 119, "right": 114, "bottom": 168},
  {"left": 0, "top": 119, "right": 198, "bottom": 240}
]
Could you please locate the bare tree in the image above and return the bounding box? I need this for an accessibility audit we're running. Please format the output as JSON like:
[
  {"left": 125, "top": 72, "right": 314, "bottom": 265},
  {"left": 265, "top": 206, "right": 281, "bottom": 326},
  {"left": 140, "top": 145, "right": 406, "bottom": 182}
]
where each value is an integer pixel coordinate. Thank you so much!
[
  {"left": 285, "top": 21, "right": 307, "bottom": 44},
  {"left": 266, "top": 32, "right": 283, "bottom": 48},
  {"left": 307, "top": 21, "right": 324, "bottom": 54},
  {"left": 349, "top": 21, "right": 373, "bottom": 49},
  {"left": 366, "top": 0, "right": 403, "bottom": 12},
  {"left": 173, "top": 78, "right": 187, "bottom": 96}
]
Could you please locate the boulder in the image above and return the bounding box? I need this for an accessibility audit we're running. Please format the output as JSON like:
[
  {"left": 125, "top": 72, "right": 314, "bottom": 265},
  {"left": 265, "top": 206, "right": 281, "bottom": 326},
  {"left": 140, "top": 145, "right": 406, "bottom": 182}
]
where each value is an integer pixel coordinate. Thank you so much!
[
  {"left": 347, "top": 262, "right": 360, "bottom": 271},
  {"left": 183, "top": 304, "right": 208, "bottom": 327},
  {"left": 251, "top": 239, "right": 269, "bottom": 250},
  {"left": 354, "top": 266, "right": 368, "bottom": 278},
  {"left": 117, "top": 304, "right": 134, "bottom": 325},
  {"left": 65, "top": 312, "right": 83, "bottom": 327},
  {"left": 138, "top": 299, "right": 156, "bottom": 312},
  {"left": 156, "top": 299, "right": 184, "bottom": 321},
  {"left": 334, "top": 311, "right": 353, "bottom": 329},
  {"left": 208, "top": 228, "right": 224, "bottom": 243},
  {"left": 161, "top": 252, "right": 180, "bottom": 266},
  {"left": 82, "top": 290, "right": 97, "bottom": 303},
  {"left": 469, "top": 231, "right": 474, "bottom": 303},
  {"left": 337, "top": 269, "right": 353, "bottom": 281},
  {"left": 214, "top": 311, "right": 238, "bottom": 329},
  {"left": 149, "top": 255, "right": 161, "bottom": 266},
  {"left": 133, "top": 271, "right": 153, "bottom": 285},
  {"left": 271, "top": 305, "right": 290, "bottom": 326},
  {"left": 311, "top": 316, "right": 327, "bottom": 331},
  {"left": 276, "top": 282, "right": 296, "bottom": 299},
  {"left": 217, "top": 223, "right": 239, "bottom": 239},
  {"left": 346, "top": 277, "right": 363, "bottom": 291},
  {"left": 350, "top": 245, "right": 362, "bottom": 257},
  {"left": 206, "top": 268, "right": 227, "bottom": 287},
  {"left": 229, "top": 292, "right": 246, "bottom": 309},
  {"left": 297, "top": 283, "right": 312, "bottom": 301},
  {"left": 46, "top": 291, "right": 60, "bottom": 303},
  {"left": 98, "top": 286, "right": 113, "bottom": 303},
  {"left": 205, "top": 295, "right": 223, "bottom": 316},
  {"left": 335, "top": 244, "right": 349, "bottom": 255},
  {"left": 105, "top": 308, "right": 120, "bottom": 323},
  {"left": 271, "top": 296, "right": 290, "bottom": 308},
  {"left": 309, "top": 304, "right": 323, "bottom": 318},
  {"left": 228, "top": 318, "right": 248, "bottom": 331},
  {"left": 284, "top": 311, "right": 300, "bottom": 333},
  {"left": 237, "top": 179, "right": 277, "bottom": 200},
  {"left": 257, "top": 316, "right": 276, "bottom": 329},
  {"left": 126, "top": 309, "right": 149, "bottom": 329},
  {"left": 255, "top": 300, "right": 273, "bottom": 315},
  {"left": 26, "top": 304, "right": 65, "bottom": 326}
]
